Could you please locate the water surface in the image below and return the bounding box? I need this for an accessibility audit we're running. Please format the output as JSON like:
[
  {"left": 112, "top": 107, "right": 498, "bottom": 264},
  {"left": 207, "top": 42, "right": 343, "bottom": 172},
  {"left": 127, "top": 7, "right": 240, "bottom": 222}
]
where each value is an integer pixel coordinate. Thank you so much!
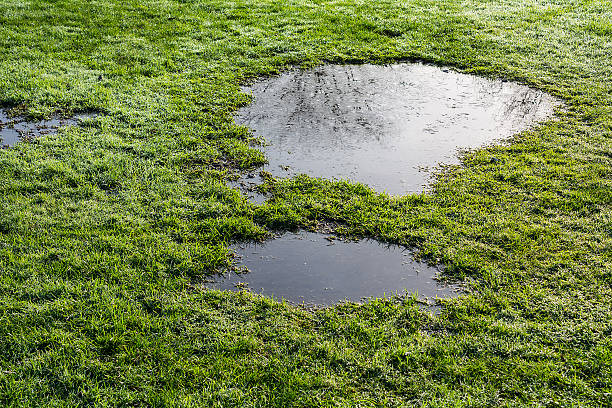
[
  {"left": 207, "top": 232, "right": 458, "bottom": 305},
  {"left": 0, "top": 109, "right": 96, "bottom": 147},
  {"left": 235, "top": 63, "right": 561, "bottom": 194}
]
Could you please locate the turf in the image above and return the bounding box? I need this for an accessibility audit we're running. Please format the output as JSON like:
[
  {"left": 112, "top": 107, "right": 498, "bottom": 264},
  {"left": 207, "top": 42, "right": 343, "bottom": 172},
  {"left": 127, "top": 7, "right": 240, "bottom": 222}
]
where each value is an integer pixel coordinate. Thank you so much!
[{"left": 0, "top": 0, "right": 611, "bottom": 406}]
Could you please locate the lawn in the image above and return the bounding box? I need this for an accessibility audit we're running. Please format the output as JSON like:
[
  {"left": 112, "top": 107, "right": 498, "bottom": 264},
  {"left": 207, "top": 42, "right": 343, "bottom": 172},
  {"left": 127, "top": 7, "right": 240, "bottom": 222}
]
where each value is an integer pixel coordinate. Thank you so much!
[{"left": 0, "top": 0, "right": 610, "bottom": 406}]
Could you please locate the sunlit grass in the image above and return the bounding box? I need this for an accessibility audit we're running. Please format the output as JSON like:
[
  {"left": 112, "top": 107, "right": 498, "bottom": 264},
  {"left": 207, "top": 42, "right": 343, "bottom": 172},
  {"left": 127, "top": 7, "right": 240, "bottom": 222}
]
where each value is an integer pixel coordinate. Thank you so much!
[{"left": 0, "top": 0, "right": 610, "bottom": 406}]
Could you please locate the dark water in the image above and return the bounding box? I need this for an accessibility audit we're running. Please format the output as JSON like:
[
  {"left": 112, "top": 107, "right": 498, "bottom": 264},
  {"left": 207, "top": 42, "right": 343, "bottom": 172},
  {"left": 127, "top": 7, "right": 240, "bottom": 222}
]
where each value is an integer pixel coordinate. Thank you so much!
[
  {"left": 0, "top": 109, "right": 96, "bottom": 147},
  {"left": 235, "top": 63, "right": 561, "bottom": 195},
  {"left": 207, "top": 232, "right": 458, "bottom": 306}
]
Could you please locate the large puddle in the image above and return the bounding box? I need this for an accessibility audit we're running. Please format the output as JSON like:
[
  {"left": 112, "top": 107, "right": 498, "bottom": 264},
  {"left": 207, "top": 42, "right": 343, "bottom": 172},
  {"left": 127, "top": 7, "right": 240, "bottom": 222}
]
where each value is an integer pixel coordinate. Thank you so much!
[
  {"left": 207, "top": 232, "right": 458, "bottom": 306},
  {"left": 236, "top": 63, "right": 561, "bottom": 194},
  {"left": 0, "top": 109, "right": 96, "bottom": 147}
]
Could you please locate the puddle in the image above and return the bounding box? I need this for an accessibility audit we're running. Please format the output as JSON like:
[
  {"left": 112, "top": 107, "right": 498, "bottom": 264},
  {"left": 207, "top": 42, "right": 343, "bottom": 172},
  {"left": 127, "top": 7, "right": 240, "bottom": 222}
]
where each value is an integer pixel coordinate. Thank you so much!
[
  {"left": 0, "top": 109, "right": 96, "bottom": 147},
  {"left": 207, "top": 231, "right": 458, "bottom": 306},
  {"left": 227, "top": 172, "right": 268, "bottom": 205},
  {"left": 235, "top": 63, "right": 561, "bottom": 195}
]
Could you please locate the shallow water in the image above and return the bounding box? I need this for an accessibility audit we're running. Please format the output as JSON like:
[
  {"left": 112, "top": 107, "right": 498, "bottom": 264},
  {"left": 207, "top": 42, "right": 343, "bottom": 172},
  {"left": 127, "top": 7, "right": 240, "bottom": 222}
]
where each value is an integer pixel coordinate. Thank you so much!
[
  {"left": 207, "top": 232, "right": 458, "bottom": 306},
  {"left": 236, "top": 63, "right": 561, "bottom": 195},
  {"left": 0, "top": 109, "right": 96, "bottom": 147}
]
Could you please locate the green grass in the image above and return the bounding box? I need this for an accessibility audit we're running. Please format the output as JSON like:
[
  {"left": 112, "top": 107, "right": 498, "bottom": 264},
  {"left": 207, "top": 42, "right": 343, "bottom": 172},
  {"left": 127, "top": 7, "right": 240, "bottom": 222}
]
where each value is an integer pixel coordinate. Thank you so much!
[{"left": 0, "top": 0, "right": 611, "bottom": 406}]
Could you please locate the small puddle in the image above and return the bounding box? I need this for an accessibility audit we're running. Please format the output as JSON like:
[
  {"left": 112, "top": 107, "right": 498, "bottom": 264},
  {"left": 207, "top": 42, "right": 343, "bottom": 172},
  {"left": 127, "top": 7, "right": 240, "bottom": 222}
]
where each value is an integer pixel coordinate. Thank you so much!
[
  {"left": 207, "top": 232, "right": 458, "bottom": 306},
  {"left": 235, "top": 63, "right": 561, "bottom": 195},
  {"left": 227, "top": 172, "right": 268, "bottom": 205},
  {"left": 0, "top": 109, "right": 96, "bottom": 147}
]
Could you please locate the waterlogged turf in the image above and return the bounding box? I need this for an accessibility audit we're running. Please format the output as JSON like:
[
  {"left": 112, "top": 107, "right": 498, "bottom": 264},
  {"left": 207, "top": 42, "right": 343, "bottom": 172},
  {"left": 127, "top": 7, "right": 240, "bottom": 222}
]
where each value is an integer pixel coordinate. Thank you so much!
[
  {"left": 208, "top": 231, "right": 458, "bottom": 305},
  {"left": 0, "top": 108, "right": 97, "bottom": 147},
  {"left": 0, "top": 0, "right": 611, "bottom": 407},
  {"left": 236, "top": 63, "right": 560, "bottom": 194}
]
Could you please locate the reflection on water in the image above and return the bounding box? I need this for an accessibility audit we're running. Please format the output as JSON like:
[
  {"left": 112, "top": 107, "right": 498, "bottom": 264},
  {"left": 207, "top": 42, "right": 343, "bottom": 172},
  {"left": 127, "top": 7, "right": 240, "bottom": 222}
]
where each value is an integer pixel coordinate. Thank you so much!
[
  {"left": 235, "top": 63, "right": 561, "bottom": 195},
  {"left": 206, "top": 232, "right": 459, "bottom": 306}
]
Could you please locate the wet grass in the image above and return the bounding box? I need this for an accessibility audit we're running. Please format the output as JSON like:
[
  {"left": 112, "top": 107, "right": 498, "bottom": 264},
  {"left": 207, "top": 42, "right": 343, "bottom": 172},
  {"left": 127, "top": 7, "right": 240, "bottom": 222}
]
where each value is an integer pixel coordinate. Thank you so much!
[{"left": 0, "top": 0, "right": 610, "bottom": 406}]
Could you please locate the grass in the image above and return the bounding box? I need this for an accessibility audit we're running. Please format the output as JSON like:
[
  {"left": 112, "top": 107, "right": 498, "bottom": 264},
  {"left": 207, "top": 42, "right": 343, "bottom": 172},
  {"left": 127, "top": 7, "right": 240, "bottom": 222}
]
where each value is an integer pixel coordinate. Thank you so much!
[{"left": 0, "top": 0, "right": 611, "bottom": 406}]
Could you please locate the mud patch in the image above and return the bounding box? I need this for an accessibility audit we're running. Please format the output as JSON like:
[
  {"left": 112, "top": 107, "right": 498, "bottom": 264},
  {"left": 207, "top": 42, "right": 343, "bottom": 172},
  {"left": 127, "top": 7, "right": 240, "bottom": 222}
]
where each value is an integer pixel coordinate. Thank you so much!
[
  {"left": 0, "top": 108, "right": 97, "bottom": 147},
  {"left": 235, "top": 63, "right": 561, "bottom": 195},
  {"left": 207, "top": 232, "right": 459, "bottom": 306}
]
